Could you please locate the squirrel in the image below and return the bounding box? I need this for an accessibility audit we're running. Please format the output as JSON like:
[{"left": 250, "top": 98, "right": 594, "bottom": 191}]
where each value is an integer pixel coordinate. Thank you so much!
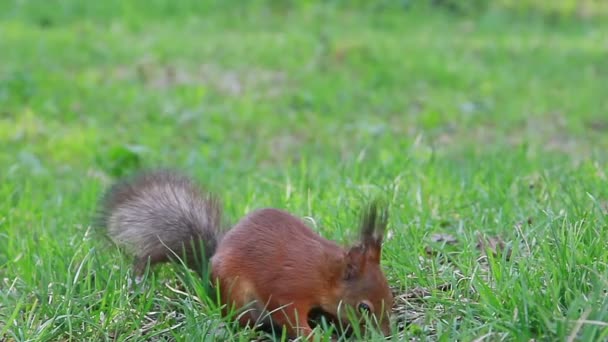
[{"left": 97, "top": 170, "right": 394, "bottom": 339}]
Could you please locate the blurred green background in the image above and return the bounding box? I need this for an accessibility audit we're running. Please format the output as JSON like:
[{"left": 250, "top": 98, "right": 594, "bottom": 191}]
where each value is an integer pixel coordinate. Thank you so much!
[{"left": 1, "top": 0, "right": 607, "bottom": 341}]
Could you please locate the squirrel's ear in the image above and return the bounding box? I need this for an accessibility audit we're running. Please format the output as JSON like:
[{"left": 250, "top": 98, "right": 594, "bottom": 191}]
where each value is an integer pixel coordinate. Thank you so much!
[
  {"left": 366, "top": 241, "right": 382, "bottom": 264},
  {"left": 359, "top": 199, "right": 388, "bottom": 264},
  {"left": 344, "top": 245, "right": 367, "bottom": 280}
]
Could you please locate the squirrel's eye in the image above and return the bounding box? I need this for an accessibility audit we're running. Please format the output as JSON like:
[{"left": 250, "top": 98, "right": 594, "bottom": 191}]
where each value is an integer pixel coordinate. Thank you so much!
[{"left": 358, "top": 302, "right": 371, "bottom": 314}]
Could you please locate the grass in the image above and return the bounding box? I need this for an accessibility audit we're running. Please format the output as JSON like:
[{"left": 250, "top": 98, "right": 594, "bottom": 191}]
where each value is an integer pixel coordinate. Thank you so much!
[{"left": 1, "top": 1, "right": 608, "bottom": 340}]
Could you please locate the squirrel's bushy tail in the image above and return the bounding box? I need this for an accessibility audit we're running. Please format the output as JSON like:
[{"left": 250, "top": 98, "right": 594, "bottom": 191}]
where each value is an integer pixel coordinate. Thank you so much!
[{"left": 97, "top": 170, "right": 222, "bottom": 276}]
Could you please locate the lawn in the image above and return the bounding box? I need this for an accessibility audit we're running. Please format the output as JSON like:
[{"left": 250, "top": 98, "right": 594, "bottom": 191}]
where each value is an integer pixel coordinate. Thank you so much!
[{"left": 1, "top": 1, "right": 607, "bottom": 341}]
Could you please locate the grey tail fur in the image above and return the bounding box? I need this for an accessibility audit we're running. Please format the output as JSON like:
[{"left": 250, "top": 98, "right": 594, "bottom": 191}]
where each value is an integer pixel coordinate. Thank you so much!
[{"left": 96, "top": 169, "right": 223, "bottom": 277}]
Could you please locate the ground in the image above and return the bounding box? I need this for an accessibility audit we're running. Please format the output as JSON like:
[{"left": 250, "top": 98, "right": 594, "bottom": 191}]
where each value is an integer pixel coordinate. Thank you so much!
[{"left": 1, "top": 1, "right": 607, "bottom": 341}]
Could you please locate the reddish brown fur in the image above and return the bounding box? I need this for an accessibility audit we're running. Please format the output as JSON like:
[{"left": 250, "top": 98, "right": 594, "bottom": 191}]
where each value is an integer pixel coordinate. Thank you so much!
[{"left": 211, "top": 208, "right": 393, "bottom": 338}]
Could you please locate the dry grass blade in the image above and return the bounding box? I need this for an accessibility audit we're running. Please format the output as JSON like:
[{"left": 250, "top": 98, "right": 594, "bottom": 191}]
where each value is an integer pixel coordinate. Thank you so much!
[{"left": 567, "top": 308, "right": 592, "bottom": 342}]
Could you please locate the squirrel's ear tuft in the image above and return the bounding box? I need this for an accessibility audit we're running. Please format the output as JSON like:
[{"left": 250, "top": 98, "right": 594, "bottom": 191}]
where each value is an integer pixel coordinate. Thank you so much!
[
  {"left": 344, "top": 245, "right": 367, "bottom": 280},
  {"left": 359, "top": 199, "right": 389, "bottom": 264}
]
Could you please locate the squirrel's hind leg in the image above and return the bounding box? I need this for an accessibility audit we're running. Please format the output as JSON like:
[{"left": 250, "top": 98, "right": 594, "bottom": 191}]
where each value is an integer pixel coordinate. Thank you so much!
[{"left": 266, "top": 302, "right": 315, "bottom": 340}]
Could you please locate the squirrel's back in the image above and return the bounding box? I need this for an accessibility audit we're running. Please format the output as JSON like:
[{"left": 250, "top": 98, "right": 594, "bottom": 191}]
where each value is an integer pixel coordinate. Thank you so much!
[
  {"left": 97, "top": 170, "right": 222, "bottom": 275},
  {"left": 211, "top": 207, "right": 344, "bottom": 288}
]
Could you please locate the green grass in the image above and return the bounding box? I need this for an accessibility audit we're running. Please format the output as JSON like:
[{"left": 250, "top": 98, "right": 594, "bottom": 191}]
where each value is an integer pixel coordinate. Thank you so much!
[{"left": 1, "top": 1, "right": 608, "bottom": 341}]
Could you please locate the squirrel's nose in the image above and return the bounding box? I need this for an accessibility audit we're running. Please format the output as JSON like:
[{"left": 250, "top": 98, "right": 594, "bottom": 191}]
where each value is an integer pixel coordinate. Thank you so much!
[{"left": 380, "top": 319, "right": 392, "bottom": 336}]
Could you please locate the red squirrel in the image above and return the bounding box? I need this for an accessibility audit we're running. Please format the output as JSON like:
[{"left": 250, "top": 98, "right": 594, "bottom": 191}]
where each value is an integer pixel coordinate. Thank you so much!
[{"left": 98, "top": 170, "right": 394, "bottom": 339}]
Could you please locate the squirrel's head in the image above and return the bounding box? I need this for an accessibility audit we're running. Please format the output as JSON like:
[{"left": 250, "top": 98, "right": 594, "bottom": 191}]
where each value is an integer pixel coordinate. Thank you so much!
[{"left": 322, "top": 200, "right": 394, "bottom": 337}]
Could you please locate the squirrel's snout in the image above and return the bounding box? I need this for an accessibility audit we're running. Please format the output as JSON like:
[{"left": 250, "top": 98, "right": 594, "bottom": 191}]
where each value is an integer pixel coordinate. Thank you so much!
[{"left": 381, "top": 320, "right": 392, "bottom": 336}]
